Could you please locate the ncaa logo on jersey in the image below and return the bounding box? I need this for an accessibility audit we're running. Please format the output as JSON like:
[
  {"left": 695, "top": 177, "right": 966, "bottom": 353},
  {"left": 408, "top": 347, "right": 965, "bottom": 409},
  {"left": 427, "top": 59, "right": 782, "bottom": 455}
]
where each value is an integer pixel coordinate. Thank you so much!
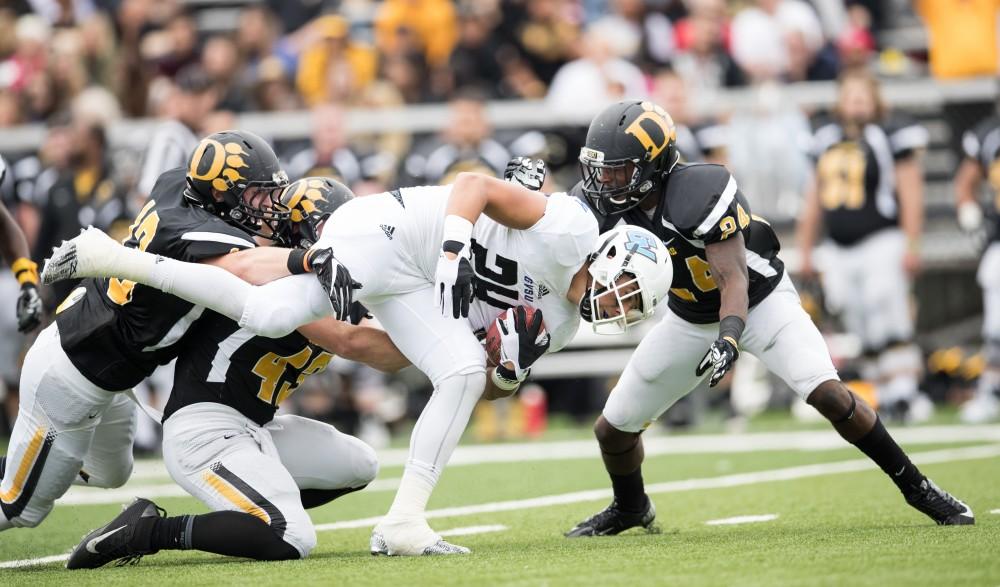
[{"left": 625, "top": 230, "right": 657, "bottom": 263}]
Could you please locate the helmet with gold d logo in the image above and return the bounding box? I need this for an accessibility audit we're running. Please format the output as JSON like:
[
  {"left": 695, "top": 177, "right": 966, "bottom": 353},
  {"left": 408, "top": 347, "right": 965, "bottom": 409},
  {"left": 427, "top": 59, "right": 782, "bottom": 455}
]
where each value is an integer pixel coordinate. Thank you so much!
[{"left": 184, "top": 129, "right": 290, "bottom": 237}]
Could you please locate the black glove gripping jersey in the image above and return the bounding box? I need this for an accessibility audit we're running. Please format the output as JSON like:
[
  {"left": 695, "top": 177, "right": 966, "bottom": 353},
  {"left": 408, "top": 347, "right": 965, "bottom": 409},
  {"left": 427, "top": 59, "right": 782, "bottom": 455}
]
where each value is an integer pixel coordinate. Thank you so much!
[
  {"left": 164, "top": 313, "right": 332, "bottom": 426},
  {"left": 962, "top": 115, "right": 1000, "bottom": 244},
  {"left": 55, "top": 167, "right": 258, "bottom": 391},
  {"left": 574, "top": 163, "right": 784, "bottom": 324},
  {"left": 810, "top": 113, "right": 928, "bottom": 246}
]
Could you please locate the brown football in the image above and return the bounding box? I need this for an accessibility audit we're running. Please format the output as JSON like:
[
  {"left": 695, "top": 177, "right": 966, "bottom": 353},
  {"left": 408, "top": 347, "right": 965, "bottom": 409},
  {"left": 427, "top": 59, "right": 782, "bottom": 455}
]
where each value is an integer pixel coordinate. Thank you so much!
[{"left": 484, "top": 306, "right": 542, "bottom": 367}]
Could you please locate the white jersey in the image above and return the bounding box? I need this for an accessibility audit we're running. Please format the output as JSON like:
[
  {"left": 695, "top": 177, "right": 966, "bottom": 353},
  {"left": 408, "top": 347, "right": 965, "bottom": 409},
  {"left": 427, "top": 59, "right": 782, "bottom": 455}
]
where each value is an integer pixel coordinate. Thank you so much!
[{"left": 316, "top": 184, "right": 597, "bottom": 352}]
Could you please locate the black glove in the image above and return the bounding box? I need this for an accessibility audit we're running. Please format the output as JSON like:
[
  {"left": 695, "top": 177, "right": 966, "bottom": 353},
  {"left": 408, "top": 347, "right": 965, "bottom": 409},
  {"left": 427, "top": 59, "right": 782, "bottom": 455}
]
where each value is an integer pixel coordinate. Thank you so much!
[
  {"left": 503, "top": 157, "right": 546, "bottom": 191},
  {"left": 433, "top": 241, "right": 474, "bottom": 319},
  {"left": 348, "top": 301, "right": 372, "bottom": 326},
  {"left": 496, "top": 306, "right": 551, "bottom": 382},
  {"left": 16, "top": 282, "right": 42, "bottom": 333},
  {"left": 311, "top": 248, "right": 361, "bottom": 323},
  {"left": 695, "top": 337, "right": 740, "bottom": 387}
]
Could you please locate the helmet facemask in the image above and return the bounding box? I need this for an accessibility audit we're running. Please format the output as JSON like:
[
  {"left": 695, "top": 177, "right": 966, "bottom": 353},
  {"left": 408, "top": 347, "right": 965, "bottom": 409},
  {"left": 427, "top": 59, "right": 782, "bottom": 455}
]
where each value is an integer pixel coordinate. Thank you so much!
[
  {"left": 219, "top": 170, "right": 290, "bottom": 239},
  {"left": 588, "top": 271, "right": 651, "bottom": 335}
]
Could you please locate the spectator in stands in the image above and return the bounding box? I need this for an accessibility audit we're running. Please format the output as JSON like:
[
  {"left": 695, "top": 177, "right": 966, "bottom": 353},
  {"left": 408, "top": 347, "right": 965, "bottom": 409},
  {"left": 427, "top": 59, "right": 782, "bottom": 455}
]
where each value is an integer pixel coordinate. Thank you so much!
[
  {"left": 34, "top": 118, "right": 130, "bottom": 307},
  {"left": 375, "top": 0, "right": 458, "bottom": 69},
  {"left": 652, "top": 68, "right": 729, "bottom": 165},
  {"left": 135, "top": 66, "right": 217, "bottom": 199},
  {"left": 296, "top": 15, "right": 377, "bottom": 106},
  {"left": 201, "top": 35, "right": 249, "bottom": 112},
  {"left": 252, "top": 56, "right": 302, "bottom": 112},
  {"left": 672, "top": 0, "right": 745, "bottom": 100},
  {"left": 3, "top": 14, "right": 50, "bottom": 93},
  {"left": 448, "top": 3, "right": 505, "bottom": 98},
  {"left": 381, "top": 50, "right": 432, "bottom": 104},
  {"left": 915, "top": 0, "right": 1000, "bottom": 157},
  {"left": 408, "top": 89, "right": 510, "bottom": 184},
  {"left": 0, "top": 91, "right": 20, "bottom": 126},
  {"left": 285, "top": 103, "right": 362, "bottom": 188},
  {"left": 505, "top": 0, "right": 579, "bottom": 88},
  {"left": 546, "top": 19, "right": 646, "bottom": 119},
  {"left": 730, "top": 0, "right": 825, "bottom": 82},
  {"left": 153, "top": 8, "right": 200, "bottom": 79},
  {"left": 605, "top": 0, "right": 675, "bottom": 73},
  {"left": 78, "top": 13, "right": 119, "bottom": 91}
]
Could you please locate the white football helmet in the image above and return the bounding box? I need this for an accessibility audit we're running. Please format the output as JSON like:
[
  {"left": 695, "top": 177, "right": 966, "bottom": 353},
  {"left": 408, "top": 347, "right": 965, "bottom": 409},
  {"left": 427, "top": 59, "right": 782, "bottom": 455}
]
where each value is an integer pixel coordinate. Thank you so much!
[{"left": 588, "top": 226, "right": 673, "bottom": 335}]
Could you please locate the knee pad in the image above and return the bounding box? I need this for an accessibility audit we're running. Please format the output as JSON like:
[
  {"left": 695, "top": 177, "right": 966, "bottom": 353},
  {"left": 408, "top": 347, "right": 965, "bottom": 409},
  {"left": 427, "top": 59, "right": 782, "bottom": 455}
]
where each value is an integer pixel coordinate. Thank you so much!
[
  {"left": 288, "top": 523, "right": 317, "bottom": 558},
  {"left": 353, "top": 441, "right": 379, "bottom": 486}
]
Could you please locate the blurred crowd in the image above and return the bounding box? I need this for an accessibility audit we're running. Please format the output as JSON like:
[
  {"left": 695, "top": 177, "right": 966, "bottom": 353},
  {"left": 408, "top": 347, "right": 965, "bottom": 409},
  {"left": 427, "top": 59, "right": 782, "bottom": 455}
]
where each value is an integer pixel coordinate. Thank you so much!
[{"left": 0, "top": 0, "right": 997, "bottom": 449}]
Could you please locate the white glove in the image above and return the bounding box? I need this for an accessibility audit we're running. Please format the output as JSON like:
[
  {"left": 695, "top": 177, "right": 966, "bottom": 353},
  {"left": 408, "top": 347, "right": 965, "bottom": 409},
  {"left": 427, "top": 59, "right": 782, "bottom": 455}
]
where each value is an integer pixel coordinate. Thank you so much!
[
  {"left": 958, "top": 201, "right": 984, "bottom": 233},
  {"left": 503, "top": 157, "right": 546, "bottom": 191},
  {"left": 433, "top": 215, "right": 475, "bottom": 318}
]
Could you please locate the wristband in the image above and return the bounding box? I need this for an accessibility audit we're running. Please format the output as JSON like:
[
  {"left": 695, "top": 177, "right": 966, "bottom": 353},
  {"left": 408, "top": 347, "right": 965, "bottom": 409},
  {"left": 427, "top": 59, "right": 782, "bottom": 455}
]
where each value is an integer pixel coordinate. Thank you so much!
[
  {"left": 12, "top": 257, "right": 38, "bottom": 286},
  {"left": 718, "top": 315, "right": 745, "bottom": 347},
  {"left": 287, "top": 249, "right": 310, "bottom": 274},
  {"left": 491, "top": 366, "right": 522, "bottom": 391},
  {"left": 442, "top": 215, "right": 473, "bottom": 251}
]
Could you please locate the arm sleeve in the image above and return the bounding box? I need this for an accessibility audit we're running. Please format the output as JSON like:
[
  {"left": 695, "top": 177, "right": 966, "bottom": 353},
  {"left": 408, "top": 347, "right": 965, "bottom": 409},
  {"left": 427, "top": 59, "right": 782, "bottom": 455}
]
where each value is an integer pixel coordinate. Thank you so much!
[
  {"left": 239, "top": 274, "right": 333, "bottom": 338},
  {"left": 671, "top": 168, "right": 748, "bottom": 245}
]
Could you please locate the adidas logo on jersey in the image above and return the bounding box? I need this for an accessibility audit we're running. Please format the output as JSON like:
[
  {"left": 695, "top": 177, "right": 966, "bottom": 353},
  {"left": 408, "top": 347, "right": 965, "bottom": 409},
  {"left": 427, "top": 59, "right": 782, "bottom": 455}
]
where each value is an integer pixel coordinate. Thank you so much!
[
  {"left": 380, "top": 224, "right": 395, "bottom": 240},
  {"left": 537, "top": 284, "right": 550, "bottom": 299}
]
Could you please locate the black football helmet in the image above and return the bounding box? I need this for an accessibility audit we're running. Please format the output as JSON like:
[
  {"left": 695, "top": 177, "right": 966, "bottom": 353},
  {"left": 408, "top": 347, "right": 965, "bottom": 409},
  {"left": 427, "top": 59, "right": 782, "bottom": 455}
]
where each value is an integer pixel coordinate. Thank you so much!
[
  {"left": 273, "top": 176, "right": 355, "bottom": 249},
  {"left": 184, "top": 130, "right": 290, "bottom": 237},
  {"left": 579, "top": 101, "right": 679, "bottom": 215}
]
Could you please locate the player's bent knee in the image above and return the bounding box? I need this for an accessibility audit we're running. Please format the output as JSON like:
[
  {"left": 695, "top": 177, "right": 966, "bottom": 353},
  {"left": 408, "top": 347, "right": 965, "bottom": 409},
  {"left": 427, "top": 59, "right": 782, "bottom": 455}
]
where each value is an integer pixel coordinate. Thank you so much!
[
  {"left": 806, "top": 380, "right": 853, "bottom": 419},
  {"left": 594, "top": 416, "right": 638, "bottom": 452},
  {"left": 93, "top": 460, "right": 133, "bottom": 489},
  {"left": 288, "top": 524, "right": 318, "bottom": 558}
]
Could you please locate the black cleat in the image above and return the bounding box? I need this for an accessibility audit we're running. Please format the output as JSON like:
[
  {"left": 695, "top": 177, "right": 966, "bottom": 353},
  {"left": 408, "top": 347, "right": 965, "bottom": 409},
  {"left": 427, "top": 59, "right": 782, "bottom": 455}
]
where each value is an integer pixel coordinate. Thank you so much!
[
  {"left": 565, "top": 497, "right": 657, "bottom": 537},
  {"left": 66, "top": 497, "right": 166, "bottom": 569},
  {"left": 905, "top": 478, "right": 975, "bottom": 526}
]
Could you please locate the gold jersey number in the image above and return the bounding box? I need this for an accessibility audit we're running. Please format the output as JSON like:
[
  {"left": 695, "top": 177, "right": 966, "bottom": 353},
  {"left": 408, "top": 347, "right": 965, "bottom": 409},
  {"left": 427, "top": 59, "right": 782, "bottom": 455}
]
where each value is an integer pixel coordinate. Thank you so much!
[
  {"left": 817, "top": 142, "right": 866, "bottom": 211},
  {"left": 252, "top": 347, "right": 333, "bottom": 406},
  {"left": 107, "top": 200, "right": 159, "bottom": 305}
]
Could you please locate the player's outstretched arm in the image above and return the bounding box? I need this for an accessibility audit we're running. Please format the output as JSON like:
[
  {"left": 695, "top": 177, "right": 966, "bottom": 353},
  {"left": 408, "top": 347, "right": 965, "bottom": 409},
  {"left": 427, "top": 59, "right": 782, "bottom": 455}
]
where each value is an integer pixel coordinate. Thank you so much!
[
  {"left": 204, "top": 246, "right": 298, "bottom": 285},
  {"left": 298, "top": 317, "right": 410, "bottom": 373},
  {"left": 449, "top": 171, "right": 549, "bottom": 230},
  {"left": 695, "top": 234, "right": 749, "bottom": 387}
]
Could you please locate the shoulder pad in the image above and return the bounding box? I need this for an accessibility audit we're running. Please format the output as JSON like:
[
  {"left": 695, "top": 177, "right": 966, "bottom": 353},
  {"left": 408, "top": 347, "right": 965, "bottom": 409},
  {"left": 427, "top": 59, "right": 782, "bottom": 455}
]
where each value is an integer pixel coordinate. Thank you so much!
[{"left": 663, "top": 164, "right": 734, "bottom": 236}]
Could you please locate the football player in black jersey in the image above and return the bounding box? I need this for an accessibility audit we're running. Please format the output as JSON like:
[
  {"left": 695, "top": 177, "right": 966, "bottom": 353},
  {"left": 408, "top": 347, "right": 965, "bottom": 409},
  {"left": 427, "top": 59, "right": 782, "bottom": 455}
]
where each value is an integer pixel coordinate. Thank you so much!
[
  {"left": 954, "top": 113, "right": 1000, "bottom": 422},
  {"left": 0, "top": 155, "right": 42, "bottom": 334},
  {"left": 64, "top": 177, "right": 409, "bottom": 569},
  {"left": 798, "top": 69, "right": 932, "bottom": 422},
  {"left": 564, "top": 100, "right": 973, "bottom": 537},
  {"left": 0, "top": 130, "right": 342, "bottom": 534}
]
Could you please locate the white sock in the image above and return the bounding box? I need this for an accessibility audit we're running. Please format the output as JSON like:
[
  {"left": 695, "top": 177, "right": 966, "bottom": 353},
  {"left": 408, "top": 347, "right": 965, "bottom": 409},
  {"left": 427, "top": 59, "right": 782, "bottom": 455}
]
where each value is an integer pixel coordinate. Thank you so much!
[{"left": 385, "top": 371, "right": 486, "bottom": 521}]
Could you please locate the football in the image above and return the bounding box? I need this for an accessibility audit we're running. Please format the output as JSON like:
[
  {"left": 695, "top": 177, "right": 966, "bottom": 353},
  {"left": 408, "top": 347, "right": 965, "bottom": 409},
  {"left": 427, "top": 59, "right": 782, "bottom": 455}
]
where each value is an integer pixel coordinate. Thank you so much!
[{"left": 484, "top": 305, "right": 543, "bottom": 367}]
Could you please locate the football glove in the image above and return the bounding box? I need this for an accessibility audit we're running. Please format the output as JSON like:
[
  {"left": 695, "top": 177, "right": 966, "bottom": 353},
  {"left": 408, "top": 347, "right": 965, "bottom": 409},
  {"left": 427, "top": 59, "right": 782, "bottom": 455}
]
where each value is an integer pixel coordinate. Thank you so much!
[
  {"left": 496, "top": 306, "right": 550, "bottom": 382},
  {"left": 695, "top": 337, "right": 739, "bottom": 387},
  {"left": 503, "top": 157, "right": 546, "bottom": 191},
  {"left": 433, "top": 241, "right": 474, "bottom": 319},
  {"left": 16, "top": 282, "right": 42, "bottom": 333},
  {"left": 311, "top": 247, "right": 361, "bottom": 323},
  {"left": 578, "top": 287, "right": 593, "bottom": 323}
]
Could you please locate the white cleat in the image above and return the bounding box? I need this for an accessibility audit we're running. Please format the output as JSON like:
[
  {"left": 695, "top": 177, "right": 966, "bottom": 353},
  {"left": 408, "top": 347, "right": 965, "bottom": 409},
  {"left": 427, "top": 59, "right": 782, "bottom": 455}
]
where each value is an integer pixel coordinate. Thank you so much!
[
  {"left": 41, "top": 226, "right": 121, "bottom": 285},
  {"left": 369, "top": 520, "right": 471, "bottom": 556}
]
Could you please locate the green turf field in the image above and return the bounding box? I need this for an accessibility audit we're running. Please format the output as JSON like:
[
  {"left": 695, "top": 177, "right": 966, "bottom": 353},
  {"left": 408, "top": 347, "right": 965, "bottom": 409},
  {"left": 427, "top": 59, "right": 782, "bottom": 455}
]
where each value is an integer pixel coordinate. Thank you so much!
[{"left": 2, "top": 422, "right": 998, "bottom": 586}]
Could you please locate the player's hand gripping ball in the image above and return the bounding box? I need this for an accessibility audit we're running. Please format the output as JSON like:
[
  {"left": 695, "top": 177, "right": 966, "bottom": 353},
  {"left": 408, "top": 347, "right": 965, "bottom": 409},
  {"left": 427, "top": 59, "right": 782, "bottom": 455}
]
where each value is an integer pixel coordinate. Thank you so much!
[{"left": 484, "top": 305, "right": 549, "bottom": 377}]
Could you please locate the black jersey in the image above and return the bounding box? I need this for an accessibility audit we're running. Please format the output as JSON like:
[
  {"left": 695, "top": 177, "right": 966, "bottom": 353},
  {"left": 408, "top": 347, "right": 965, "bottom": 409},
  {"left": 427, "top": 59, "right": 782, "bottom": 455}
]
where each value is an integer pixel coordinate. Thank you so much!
[
  {"left": 164, "top": 314, "right": 333, "bottom": 426},
  {"left": 574, "top": 163, "right": 784, "bottom": 324},
  {"left": 810, "top": 114, "right": 927, "bottom": 246},
  {"left": 55, "top": 167, "right": 258, "bottom": 391},
  {"left": 961, "top": 115, "right": 1000, "bottom": 243}
]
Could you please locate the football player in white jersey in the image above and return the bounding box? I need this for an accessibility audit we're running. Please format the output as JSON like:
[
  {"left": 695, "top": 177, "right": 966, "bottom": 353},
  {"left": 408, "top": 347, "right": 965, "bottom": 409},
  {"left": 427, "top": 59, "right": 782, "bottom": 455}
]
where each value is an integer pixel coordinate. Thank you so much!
[{"left": 43, "top": 165, "right": 674, "bottom": 556}]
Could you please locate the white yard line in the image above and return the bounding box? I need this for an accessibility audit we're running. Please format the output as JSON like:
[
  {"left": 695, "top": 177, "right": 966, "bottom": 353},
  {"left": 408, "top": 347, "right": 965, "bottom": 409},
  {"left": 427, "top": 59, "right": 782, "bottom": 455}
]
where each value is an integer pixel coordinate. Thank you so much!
[
  {"left": 438, "top": 524, "right": 508, "bottom": 537},
  {"left": 5, "top": 443, "right": 998, "bottom": 569},
  {"left": 705, "top": 514, "right": 779, "bottom": 525},
  {"left": 312, "top": 443, "right": 1000, "bottom": 532},
  {"left": 991, "top": 509, "right": 1000, "bottom": 515}
]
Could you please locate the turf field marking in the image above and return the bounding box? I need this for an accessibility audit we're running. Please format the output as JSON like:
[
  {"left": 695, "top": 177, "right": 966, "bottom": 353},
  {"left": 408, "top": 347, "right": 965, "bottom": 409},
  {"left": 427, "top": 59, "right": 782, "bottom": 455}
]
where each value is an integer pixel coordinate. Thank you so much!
[
  {"left": 56, "top": 477, "right": 402, "bottom": 506},
  {"left": 991, "top": 509, "right": 1000, "bottom": 514},
  {"left": 438, "top": 524, "right": 508, "bottom": 537},
  {"left": 312, "top": 444, "right": 1000, "bottom": 532},
  {"left": 6, "top": 444, "right": 998, "bottom": 569},
  {"left": 705, "top": 514, "right": 778, "bottom": 526},
  {"left": 0, "top": 554, "right": 69, "bottom": 569}
]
